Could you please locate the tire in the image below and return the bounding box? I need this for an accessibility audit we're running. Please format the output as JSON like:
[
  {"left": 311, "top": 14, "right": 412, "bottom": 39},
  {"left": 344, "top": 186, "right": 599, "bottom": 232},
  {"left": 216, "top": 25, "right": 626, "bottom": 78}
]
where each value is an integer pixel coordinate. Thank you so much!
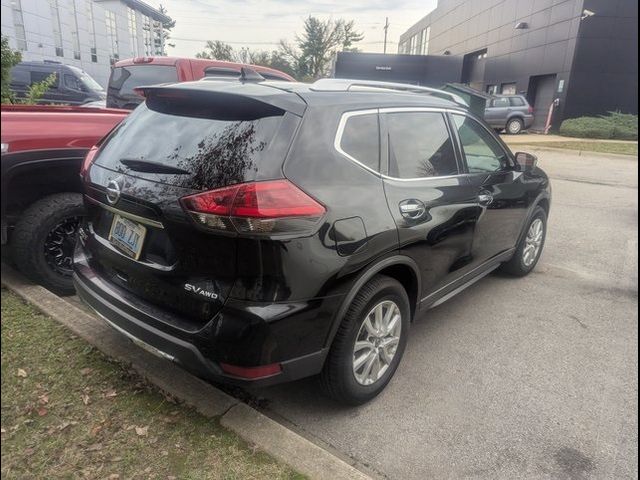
[
  {"left": 320, "top": 275, "right": 410, "bottom": 405},
  {"left": 11, "top": 193, "right": 84, "bottom": 295},
  {"left": 500, "top": 206, "right": 547, "bottom": 277},
  {"left": 506, "top": 117, "right": 524, "bottom": 134}
]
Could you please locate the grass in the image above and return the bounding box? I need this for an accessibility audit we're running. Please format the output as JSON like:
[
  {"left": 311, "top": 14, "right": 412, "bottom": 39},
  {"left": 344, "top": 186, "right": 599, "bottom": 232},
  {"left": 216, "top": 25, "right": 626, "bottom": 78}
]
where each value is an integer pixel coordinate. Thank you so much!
[
  {"left": 1, "top": 289, "right": 305, "bottom": 480},
  {"left": 518, "top": 141, "right": 638, "bottom": 156}
]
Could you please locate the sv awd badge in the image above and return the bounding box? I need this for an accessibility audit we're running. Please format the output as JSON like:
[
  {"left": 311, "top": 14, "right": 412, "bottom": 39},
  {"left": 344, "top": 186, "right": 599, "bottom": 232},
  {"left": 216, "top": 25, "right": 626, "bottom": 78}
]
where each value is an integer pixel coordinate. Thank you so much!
[{"left": 184, "top": 283, "right": 219, "bottom": 300}]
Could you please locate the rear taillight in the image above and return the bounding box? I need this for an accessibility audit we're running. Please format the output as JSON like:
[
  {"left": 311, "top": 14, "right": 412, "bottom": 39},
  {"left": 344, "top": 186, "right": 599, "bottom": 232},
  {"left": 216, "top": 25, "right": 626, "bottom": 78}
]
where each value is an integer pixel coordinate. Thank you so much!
[
  {"left": 80, "top": 146, "right": 99, "bottom": 178},
  {"left": 180, "top": 179, "right": 326, "bottom": 235},
  {"left": 528, "top": 105, "right": 534, "bottom": 114}
]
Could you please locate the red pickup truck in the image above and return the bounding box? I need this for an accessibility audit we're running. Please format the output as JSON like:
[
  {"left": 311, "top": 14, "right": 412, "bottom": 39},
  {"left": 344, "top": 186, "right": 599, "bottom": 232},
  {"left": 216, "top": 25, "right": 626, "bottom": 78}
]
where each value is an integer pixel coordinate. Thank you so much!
[
  {"left": 1, "top": 104, "right": 128, "bottom": 294},
  {"left": 1, "top": 59, "right": 295, "bottom": 294}
]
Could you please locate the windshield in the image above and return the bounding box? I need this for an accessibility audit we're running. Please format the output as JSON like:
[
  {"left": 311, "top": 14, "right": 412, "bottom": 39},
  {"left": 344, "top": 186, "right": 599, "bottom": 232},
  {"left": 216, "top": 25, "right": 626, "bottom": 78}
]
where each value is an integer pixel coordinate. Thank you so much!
[
  {"left": 109, "top": 65, "right": 179, "bottom": 98},
  {"left": 67, "top": 66, "right": 103, "bottom": 92},
  {"left": 79, "top": 72, "right": 103, "bottom": 92}
]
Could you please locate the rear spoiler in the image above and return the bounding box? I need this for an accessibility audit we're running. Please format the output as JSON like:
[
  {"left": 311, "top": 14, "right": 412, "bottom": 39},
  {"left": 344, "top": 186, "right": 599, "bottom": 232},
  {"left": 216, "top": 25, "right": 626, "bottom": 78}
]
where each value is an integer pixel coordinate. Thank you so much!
[{"left": 133, "top": 82, "right": 306, "bottom": 118}]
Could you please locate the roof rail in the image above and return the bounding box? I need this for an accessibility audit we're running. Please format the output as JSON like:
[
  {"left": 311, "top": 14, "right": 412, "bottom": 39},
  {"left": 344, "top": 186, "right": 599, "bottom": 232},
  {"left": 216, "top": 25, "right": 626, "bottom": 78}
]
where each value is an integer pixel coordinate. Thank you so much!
[{"left": 310, "top": 79, "right": 468, "bottom": 108}]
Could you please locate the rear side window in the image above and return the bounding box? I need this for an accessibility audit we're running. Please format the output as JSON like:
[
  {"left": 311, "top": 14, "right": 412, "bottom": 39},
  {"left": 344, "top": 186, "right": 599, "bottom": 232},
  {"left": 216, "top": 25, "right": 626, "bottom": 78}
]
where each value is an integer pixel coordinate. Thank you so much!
[
  {"left": 492, "top": 97, "right": 509, "bottom": 108},
  {"left": 30, "top": 71, "right": 58, "bottom": 87},
  {"left": 339, "top": 113, "right": 380, "bottom": 172},
  {"left": 95, "top": 103, "right": 283, "bottom": 190},
  {"left": 386, "top": 112, "right": 458, "bottom": 179},
  {"left": 109, "top": 65, "right": 179, "bottom": 97},
  {"left": 510, "top": 97, "right": 526, "bottom": 107}
]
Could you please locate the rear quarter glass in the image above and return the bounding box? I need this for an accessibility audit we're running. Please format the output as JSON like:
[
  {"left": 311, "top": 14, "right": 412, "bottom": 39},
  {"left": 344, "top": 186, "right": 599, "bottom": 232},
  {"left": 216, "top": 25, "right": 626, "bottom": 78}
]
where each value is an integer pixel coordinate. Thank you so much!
[{"left": 92, "top": 101, "right": 298, "bottom": 191}]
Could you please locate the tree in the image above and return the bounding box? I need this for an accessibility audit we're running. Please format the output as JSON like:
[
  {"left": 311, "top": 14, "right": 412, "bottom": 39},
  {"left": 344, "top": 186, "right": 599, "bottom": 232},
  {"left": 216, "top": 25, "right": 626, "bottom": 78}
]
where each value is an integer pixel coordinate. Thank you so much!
[
  {"left": 158, "top": 5, "right": 176, "bottom": 53},
  {"left": 195, "top": 40, "right": 236, "bottom": 61},
  {"left": 278, "top": 17, "right": 364, "bottom": 80},
  {"left": 1, "top": 35, "right": 22, "bottom": 103},
  {"left": 194, "top": 41, "right": 297, "bottom": 78}
]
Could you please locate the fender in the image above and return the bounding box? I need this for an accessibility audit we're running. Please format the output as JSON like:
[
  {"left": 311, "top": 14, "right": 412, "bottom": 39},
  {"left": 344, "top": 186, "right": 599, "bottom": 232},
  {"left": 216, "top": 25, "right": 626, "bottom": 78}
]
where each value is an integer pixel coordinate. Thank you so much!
[
  {"left": 1, "top": 148, "right": 87, "bottom": 243},
  {"left": 514, "top": 189, "right": 552, "bottom": 249},
  {"left": 323, "top": 253, "right": 421, "bottom": 350}
]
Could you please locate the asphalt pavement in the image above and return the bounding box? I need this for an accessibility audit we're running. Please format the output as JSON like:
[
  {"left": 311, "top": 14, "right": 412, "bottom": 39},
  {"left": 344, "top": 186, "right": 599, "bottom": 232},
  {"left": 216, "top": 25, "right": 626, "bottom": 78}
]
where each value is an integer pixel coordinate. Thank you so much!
[{"left": 250, "top": 148, "right": 639, "bottom": 480}]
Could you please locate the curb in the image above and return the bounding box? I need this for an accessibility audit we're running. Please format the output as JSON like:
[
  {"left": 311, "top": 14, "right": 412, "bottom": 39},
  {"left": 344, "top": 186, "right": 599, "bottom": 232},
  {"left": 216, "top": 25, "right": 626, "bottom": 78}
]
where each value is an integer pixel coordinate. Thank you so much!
[
  {"left": 508, "top": 144, "right": 638, "bottom": 158},
  {"left": 1, "top": 264, "right": 371, "bottom": 480}
]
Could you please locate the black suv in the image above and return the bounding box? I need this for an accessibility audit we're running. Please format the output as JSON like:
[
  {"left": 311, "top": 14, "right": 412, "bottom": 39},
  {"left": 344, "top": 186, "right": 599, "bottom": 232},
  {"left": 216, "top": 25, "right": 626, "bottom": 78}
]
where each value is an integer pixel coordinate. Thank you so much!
[{"left": 73, "top": 75, "right": 551, "bottom": 404}]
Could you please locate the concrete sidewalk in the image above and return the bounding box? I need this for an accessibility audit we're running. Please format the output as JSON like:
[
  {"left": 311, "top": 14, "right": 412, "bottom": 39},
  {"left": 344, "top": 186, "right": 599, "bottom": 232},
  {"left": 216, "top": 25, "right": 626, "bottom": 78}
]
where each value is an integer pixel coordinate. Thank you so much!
[{"left": 501, "top": 133, "right": 638, "bottom": 145}]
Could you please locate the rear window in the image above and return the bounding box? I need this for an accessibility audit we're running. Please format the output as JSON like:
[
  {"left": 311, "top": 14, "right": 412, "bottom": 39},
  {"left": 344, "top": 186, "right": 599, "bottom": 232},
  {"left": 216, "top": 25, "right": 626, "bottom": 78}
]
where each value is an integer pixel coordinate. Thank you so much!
[
  {"left": 108, "top": 65, "right": 179, "bottom": 97},
  {"left": 95, "top": 103, "right": 283, "bottom": 190},
  {"left": 509, "top": 97, "right": 526, "bottom": 107}
]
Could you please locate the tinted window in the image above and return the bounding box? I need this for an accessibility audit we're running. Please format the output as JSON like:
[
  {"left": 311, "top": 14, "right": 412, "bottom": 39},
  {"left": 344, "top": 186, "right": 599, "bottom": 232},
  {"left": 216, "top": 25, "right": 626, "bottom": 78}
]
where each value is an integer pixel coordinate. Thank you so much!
[
  {"left": 65, "top": 74, "right": 82, "bottom": 90},
  {"left": 492, "top": 97, "right": 510, "bottom": 108},
  {"left": 340, "top": 113, "right": 380, "bottom": 172},
  {"left": 95, "top": 103, "right": 283, "bottom": 190},
  {"left": 108, "top": 65, "right": 179, "bottom": 97},
  {"left": 510, "top": 96, "right": 525, "bottom": 107},
  {"left": 30, "top": 71, "right": 58, "bottom": 86},
  {"left": 386, "top": 112, "right": 458, "bottom": 179},
  {"left": 453, "top": 115, "right": 509, "bottom": 173}
]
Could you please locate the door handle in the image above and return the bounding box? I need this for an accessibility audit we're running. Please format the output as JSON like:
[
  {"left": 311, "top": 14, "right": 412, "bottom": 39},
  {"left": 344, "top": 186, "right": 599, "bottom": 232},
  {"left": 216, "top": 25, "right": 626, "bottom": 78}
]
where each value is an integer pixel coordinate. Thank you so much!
[
  {"left": 478, "top": 192, "right": 494, "bottom": 206},
  {"left": 399, "top": 199, "right": 426, "bottom": 219}
]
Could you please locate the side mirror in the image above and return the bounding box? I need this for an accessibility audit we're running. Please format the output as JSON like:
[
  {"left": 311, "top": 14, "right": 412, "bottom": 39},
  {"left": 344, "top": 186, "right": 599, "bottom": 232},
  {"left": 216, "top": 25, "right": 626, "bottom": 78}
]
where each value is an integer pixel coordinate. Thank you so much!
[{"left": 515, "top": 151, "right": 538, "bottom": 171}]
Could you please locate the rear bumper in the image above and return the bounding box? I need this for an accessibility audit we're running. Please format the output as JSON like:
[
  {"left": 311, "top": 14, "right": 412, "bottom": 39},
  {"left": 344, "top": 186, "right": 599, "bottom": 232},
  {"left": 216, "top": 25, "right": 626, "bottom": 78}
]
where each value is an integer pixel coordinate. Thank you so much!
[
  {"left": 73, "top": 252, "right": 337, "bottom": 388},
  {"left": 523, "top": 115, "right": 534, "bottom": 129}
]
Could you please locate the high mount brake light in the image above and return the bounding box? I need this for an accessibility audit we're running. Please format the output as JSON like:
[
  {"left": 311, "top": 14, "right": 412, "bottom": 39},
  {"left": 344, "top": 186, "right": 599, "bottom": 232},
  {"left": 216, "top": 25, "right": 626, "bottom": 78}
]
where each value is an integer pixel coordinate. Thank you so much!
[
  {"left": 180, "top": 180, "right": 326, "bottom": 234},
  {"left": 80, "top": 146, "right": 99, "bottom": 178}
]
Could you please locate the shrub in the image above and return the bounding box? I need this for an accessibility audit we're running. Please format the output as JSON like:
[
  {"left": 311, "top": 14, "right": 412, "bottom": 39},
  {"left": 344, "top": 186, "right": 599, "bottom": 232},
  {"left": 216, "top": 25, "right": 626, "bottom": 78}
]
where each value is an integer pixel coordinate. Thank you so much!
[
  {"left": 560, "top": 116, "right": 615, "bottom": 139},
  {"left": 560, "top": 112, "right": 638, "bottom": 140}
]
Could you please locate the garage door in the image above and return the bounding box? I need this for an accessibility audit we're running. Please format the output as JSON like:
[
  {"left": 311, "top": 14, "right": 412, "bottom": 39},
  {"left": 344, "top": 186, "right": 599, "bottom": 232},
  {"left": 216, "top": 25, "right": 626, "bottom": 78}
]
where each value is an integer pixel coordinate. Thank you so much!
[{"left": 528, "top": 74, "right": 557, "bottom": 131}]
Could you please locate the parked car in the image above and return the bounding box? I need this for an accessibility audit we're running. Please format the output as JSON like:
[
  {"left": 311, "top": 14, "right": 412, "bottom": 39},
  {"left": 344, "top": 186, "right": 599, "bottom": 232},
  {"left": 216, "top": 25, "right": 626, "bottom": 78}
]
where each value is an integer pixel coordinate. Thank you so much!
[
  {"left": 107, "top": 56, "right": 296, "bottom": 109},
  {"left": 484, "top": 94, "right": 534, "bottom": 134},
  {"left": 1, "top": 104, "right": 128, "bottom": 294},
  {"left": 74, "top": 75, "right": 551, "bottom": 405},
  {"left": 9, "top": 61, "right": 106, "bottom": 105}
]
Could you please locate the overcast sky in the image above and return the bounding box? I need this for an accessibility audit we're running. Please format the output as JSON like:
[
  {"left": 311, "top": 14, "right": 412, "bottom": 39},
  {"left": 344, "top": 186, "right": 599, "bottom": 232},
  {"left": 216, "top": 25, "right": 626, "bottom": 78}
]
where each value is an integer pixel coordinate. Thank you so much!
[{"left": 147, "top": 0, "right": 438, "bottom": 57}]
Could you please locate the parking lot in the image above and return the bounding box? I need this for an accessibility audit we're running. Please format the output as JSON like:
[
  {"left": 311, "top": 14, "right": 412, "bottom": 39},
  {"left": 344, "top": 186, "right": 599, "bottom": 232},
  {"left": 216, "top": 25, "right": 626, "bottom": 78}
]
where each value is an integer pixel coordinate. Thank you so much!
[{"left": 250, "top": 148, "right": 639, "bottom": 479}]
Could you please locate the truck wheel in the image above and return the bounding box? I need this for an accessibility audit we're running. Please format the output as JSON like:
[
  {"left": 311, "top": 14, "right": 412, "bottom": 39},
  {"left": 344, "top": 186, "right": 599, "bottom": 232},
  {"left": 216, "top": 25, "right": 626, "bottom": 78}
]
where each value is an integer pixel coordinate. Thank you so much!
[
  {"left": 11, "top": 193, "right": 84, "bottom": 295},
  {"left": 506, "top": 118, "right": 524, "bottom": 134}
]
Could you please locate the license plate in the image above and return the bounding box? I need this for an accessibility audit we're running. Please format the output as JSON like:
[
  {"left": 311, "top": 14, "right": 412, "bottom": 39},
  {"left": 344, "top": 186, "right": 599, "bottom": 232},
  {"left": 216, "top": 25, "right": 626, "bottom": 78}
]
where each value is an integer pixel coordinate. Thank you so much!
[{"left": 108, "top": 214, "right": 147, "bottom": 259}]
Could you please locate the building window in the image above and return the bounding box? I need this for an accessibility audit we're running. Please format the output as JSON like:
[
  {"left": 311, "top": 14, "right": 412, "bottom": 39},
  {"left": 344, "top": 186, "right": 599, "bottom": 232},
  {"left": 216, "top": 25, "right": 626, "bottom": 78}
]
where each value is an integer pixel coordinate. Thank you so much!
[
  {"left": 11, "top": 0, "right": 27, "bottom": 51},
  {"left": 71, "top": 0, "right": 81, "bottom": 59},
  {"left": 105, "top": 10, "right": 119, "bottom": 65},
  {"left": 501, "top": 83, "right": 517, "bottom": 95},
  {"left": 422, "top": 27, "right": 430, "bottom": 55},
  {"left": 86, "top": 1, "right": 98, "bottom": 62},
  {"left": 128, "top": 8, "right": 139, "bottom": 56},
  {"left": 49, "top": 0, "right": 64, "bottom": 57},
  {"left": 143, "top": 15, "right": 153, "bottom": 55},
  {"left": 415, "top": 30, "right": 424, "bottom": 55},
  {"left": 486, "top": 85, "right": 499, "bottom": 95},
  {"left": 153, "top": 20, "right": 164, "bottom": 55}
]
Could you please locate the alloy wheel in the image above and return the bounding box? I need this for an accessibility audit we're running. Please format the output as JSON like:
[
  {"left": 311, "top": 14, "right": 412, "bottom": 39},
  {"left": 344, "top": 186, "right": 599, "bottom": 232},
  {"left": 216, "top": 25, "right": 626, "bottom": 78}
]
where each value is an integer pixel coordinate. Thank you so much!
[
  {"left": 523, "top": 218, "right": 544, "bottom": 267},
  {"left": 352, "top": 300, "right": 402, "bottom": 386},
  {"left": 43, "top": 216, "right": 81, "bottom": 276}
]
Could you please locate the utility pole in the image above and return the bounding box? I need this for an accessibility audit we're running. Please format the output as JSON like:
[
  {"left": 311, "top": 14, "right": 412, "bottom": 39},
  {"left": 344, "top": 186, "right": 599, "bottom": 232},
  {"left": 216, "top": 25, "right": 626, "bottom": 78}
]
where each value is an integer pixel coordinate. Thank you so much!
[{"left": 383, "top": 17, "right": 390, "bottom": 54}]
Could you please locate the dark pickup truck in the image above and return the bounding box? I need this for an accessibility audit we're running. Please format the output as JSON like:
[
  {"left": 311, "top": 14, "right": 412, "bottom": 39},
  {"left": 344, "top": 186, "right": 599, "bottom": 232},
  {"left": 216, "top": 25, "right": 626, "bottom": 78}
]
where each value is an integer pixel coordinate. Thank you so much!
[{"left": 1, "top": 104, "right": 128, "bottom": 294}]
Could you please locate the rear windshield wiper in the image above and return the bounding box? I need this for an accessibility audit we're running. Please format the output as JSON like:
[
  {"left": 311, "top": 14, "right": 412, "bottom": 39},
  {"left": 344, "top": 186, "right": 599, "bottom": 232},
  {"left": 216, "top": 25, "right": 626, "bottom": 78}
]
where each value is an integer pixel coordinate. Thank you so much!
[{"left": 120, "top": 158, "right": 190, "bottom": 175}]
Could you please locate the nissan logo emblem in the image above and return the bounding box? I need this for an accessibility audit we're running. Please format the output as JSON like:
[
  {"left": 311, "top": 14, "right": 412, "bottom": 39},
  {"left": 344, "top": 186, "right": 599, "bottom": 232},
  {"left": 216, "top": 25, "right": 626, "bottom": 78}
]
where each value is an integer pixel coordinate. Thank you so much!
[{"left": 106, "top": 179, "right": 122, "bottom": 205}]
